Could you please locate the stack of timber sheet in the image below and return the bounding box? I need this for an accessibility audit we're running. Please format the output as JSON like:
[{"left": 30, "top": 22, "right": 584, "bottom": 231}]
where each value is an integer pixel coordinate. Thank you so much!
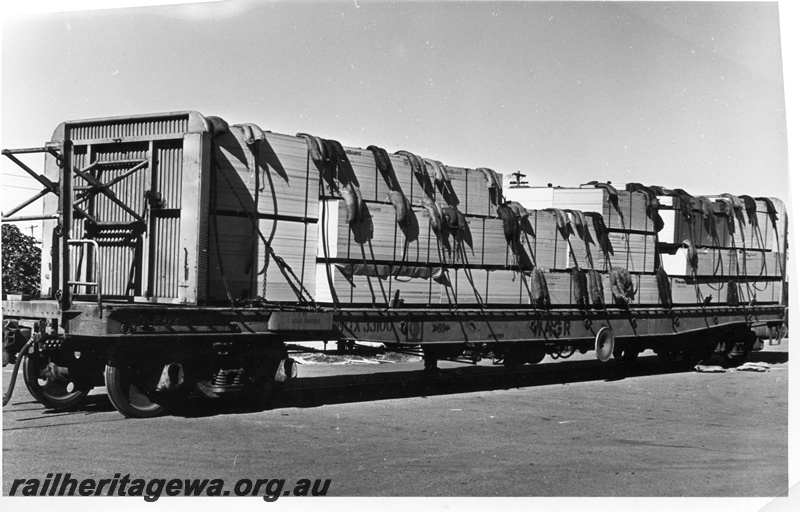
[
  {"left": 255, "top": 218, "right": 318, "bottom": 302},
  {"left": 417, "top": 207, "right": 484, "bottom": 266},
  {"left": 318, "top": 199, "right": 432, "bottom": 265},
  {"left": 482, "top": 210, "right": 562, "bottom": 271},
  {"left": 442, "top": 166, "right": 469, "bottom": 212},
  {"left": 662, "top": 197, "right": 786, "bottom": 252},
  {"left": 533, "top": 272, "right": 570, "bottom": 306},
  {"left": 208, "top": 215, "right": 317, "bottom": 303},
  {"left": 552, "top": 187, "right": 653, "bottom": 232},
  {"left": 670, "top": 279, "right": 723, "bottom": 305},
  {"left": 540, "top": 271, "right": 661, "bottom": 307},
  {"left": 212, "top": 129, "right": 319, "bottom": 220},
  {"left": 387, "top": 271, "right": 436, "bottom": 305},
  {"left": 465, "top": 168, "right": 495, "bottom": 217},
  {"left": 658, "top": 195, "right": 786, "bottom": 306},
  {"left": 318, "top": 150, "right": 498, "bottom": 218},
  {"left": 209, "top": 127, "right": 320, "bottom": 303},
  {"left": 437, "top": 165, "right": 496, "bottom": 217},
  {"left": 441, "top": 268, "right": 525, "bottom": 305},
  {"left": 521, "top": 210, "right": 561, "bottom": 270},
  {"left": 481, "top": 218, "right": 514, "bottom": 267},
  {"left": 662, "top": 199, "right": 730, "bottom": 247},
  {"left": 732, "top": 249, "right": 783, "bottom": 278},
  {"left": 733, "top": 198, "right": 782, "bottom": 251},
  {"left": 543, "top": 187, "right": 658, "bottom": 274},
  {"left": 339, "top": 147, "right": 381, "bottom": 203},
  {"left": 318, "top": 146, "right": 429, "bottom": 207},
  {"left": 567, "top": 231, "right": 657, "bottom": 273}
]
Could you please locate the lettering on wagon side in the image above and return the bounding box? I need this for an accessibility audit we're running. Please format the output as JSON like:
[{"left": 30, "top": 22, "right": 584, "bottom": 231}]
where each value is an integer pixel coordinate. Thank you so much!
[{"left": 530, "top": 319, "right": 571, "bottom": 338}]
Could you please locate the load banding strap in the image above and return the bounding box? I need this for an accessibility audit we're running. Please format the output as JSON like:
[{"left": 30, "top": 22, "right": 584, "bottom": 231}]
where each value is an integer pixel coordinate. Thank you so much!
[
  {"left": 544, "top": 207, "right": 581, "bottom": 270},
  {"left": 582, "top": 181, "right": 626, "bottom": 231},
  {"left": 655, "top": 186, "right": 706, "bottom": 304},
  {"left": 302, "top": 134, "right": 394, "bottom": 306},
  {"left": 397, "top": 149, "right": 435, "bottom": 199},
  {"left": 299, "top": 133, "right": 364, "bottom": 224},
  {"left": 237, "top": 123, "right": 316, "bottom": 305},
  {"left": 655, "top": 266, "right": 672, "bottom": 308},
  {"left": 479, "top": 167, "right": 504, "bottom": 206},
  {"left": 756, "top": 196, "right": 785, "bottom": 276},
  {"left": 494, "top": 201, "right": 535, "bottom": 303},
  {"left": 610, "top": 267, "right": 636, "bottom": 307},
  {"left": 391, "top": 150, "right": 490, "bottom": 322},
  {"left": 625, "top": 182, "right": 664, "bottom": 233},
  {"left": 587, "top": 269, "right": 605, "bottom": 308},
  {"left": 425, "top": 158, "right": 460, "bottom": 207},
  {"left": 530, "top": 267, "right": 550, "bottom": 308},
  {"left": 584, "top": 211, "right": 613, "bottom": 265},
  {"left": 564, "top": 209, "right": 595, "bottom": 270},
  {"left": 571, "top": 267, "right": 590, "bottom": 308},
  {"left": 716, "top": 194, "right": 755, "bottom": 304},
  {"left": 367, "top": 145, "right": 413, "bottom": 233},
  {"left": 298, "top": 133, "right": 341, "bottom": 306}
]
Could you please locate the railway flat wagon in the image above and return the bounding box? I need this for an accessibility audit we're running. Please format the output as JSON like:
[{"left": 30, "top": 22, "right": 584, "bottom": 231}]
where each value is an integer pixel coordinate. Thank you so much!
[{"left": 1, "top": 111, "right": 788, "bottom": 417}]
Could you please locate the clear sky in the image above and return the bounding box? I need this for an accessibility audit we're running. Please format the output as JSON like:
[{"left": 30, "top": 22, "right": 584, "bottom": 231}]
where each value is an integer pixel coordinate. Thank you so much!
[{"left": 0, "top": 0, "right": 791, "bottom": 223}]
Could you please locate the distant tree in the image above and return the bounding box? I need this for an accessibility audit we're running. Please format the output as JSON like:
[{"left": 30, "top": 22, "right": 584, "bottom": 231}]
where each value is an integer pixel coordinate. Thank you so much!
[{"left": 2, "top": 224, "right": 41, "bottom": 297}]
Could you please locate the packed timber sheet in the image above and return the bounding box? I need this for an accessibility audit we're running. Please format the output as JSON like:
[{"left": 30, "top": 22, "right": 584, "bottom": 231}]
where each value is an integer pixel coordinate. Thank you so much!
[
  {"left": 552, "top": 187, "right": 654, "bottom": 232},
  {"left": 318, "top": 199, "right": 433, "bottom": 265},
  {"left": 209, "top": 126, "right": 320, "bottom": 303},
  {"left": 318, "top": 150, "right": 496, "bottom": 218},
  {"left": 663, "top": 197, "right": 786, "bottom": 251},
  {"left": 208, "top": 215, "right": 317, "bottom": 303},
  {"left": 212, "top": 128, "right": 319, "bottom": 220}
]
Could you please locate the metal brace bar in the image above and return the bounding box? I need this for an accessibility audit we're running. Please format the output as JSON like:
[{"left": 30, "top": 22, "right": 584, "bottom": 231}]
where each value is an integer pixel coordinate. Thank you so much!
[
  {"left": 73, "top": 205, "right": 100, "bottom": 225},
  {"left": 74, "top": 159, "right": 148, "bottom": 205},
  {"left": 2, "top": 188, "right": 51, "bottom": 219},
  {"left": 1, "top": 213, "right": 60, "bottom": 223},
  {"left": 71, "top": 165, "right": 145, "bottom": 224},
  {"left": 2, "top": 145, "right": 57, "bottom": 155},
  {"left": 2, "top": 151, "right": 59, "bottom": 193}
]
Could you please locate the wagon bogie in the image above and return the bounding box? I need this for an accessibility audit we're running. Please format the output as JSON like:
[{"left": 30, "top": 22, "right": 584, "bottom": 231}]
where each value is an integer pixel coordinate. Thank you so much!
[
  {"left": 22, "top": 352, "right": 100, "bottom": 410},
  {"left": 99, "top": 337, "right": 294, "bottom": 418}
]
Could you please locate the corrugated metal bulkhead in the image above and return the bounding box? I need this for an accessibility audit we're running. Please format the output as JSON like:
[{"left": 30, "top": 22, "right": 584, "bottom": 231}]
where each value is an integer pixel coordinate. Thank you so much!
[{"left": 42, "top": 111, "right": 210, "bottom": 305}]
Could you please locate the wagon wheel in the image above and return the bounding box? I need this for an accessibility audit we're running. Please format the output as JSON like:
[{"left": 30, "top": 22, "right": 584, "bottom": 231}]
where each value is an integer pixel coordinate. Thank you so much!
[
  {"left": 654, "top": 341, "right": 678, "bottom": 363},
  {"left": 22, "top": 354, "right": 93, "bottom": 409},
  {"left": 105, "top": 364, "right": 167, "bottom": 419},
  {"left": 501, "top": 345, "right": 528, "bottom": 368},
  {"left": 720, "top": 330, "right": 756, "bottom": 368},
  {"left": 526, "top": 344, "right": 547, "bottom": 365},
  {"left": 680, "top": 337, "right": 716, "bottom": 368},
  {"left": 613, "top": 341, "right": 639, "bottom": 364}
]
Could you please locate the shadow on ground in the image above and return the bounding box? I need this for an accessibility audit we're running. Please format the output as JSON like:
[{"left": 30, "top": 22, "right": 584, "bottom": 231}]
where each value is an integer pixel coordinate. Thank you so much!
[{"left": 170, "top": 350, "right": 788, "bottom": 418}]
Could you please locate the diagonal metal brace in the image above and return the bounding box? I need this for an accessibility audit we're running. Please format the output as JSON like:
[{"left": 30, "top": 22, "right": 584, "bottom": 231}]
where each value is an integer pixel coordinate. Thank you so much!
[
  {"left": 2, "top": 149, "right": 60, "bottom": 220},
  {"left": 2, "top": 150, "right": 59, "bottom": 194},
  {"left": 74, "top": 159, "right": 148, "bottom": 206},
  {"left": 71, "top": 164, "right": 146, "bottom": 224}
]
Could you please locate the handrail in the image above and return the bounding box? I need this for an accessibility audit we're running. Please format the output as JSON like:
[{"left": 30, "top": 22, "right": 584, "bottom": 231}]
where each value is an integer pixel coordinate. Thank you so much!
[{"left": 67, "top": 239, "right": 102, "bottom": 310}]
